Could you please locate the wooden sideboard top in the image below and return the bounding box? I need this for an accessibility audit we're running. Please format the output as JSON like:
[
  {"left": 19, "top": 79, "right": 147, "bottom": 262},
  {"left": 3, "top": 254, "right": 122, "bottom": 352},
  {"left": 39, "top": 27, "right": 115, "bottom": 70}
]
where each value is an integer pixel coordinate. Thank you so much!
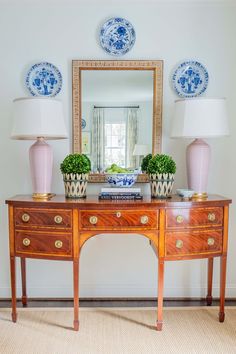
[{"left": 5, "top": 194, "right": 232, "bottom": 208}]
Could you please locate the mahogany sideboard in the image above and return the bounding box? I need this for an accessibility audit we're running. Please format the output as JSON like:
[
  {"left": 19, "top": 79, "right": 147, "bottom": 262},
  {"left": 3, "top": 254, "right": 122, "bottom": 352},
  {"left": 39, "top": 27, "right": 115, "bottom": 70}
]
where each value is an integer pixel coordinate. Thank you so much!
[{"left": 6, "top": 194, "right": 231, "bottom": 331}]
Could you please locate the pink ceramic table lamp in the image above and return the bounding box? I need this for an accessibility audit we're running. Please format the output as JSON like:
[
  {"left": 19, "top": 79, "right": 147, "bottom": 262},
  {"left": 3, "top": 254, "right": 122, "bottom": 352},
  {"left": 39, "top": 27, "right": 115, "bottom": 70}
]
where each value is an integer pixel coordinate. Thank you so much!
[
  {"left": 171, "top": 98, "right": 229, "bottom": 198},
  {"left": 11, "top": 97, "right": 67, "bottom": 199}
]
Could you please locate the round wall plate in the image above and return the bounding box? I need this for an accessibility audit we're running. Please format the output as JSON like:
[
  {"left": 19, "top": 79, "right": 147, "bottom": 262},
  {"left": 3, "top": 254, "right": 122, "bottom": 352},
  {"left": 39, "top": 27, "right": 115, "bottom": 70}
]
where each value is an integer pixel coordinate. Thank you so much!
[
  {"left": 81, "top": 118, "right": 86, "bottom": 130},
  {"left": 26, "top": 62, "right": 62, "bottom": 97},
  {"left": 172, "top": 60, "right": 209, "bottom": 98},
  {"left": 100, "top": 17, "right": 136, "bottom": 56}
]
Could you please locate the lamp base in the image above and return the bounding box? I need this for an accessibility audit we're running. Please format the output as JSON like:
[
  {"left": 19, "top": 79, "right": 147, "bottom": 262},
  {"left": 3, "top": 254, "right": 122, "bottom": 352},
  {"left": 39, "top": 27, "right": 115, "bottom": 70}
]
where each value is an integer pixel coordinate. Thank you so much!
[
  {"left": 192, "top": 192, "right": 208, "bottom": 200},
  {"left": 32, "top": 193, "right": 56, "bottom": 200},
  {"left": 186, "top": 138, "right": 210, "bottom": 195},
  {"left": 29, "top": 138, "right": 53, "bottom": 195}
]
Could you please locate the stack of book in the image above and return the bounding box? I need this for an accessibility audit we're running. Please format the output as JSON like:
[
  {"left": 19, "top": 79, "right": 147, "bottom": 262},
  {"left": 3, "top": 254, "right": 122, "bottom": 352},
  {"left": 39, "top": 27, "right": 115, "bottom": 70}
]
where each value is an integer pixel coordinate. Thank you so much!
[{"left": 99, "top": 187, "right": 143, "bottom": 200}]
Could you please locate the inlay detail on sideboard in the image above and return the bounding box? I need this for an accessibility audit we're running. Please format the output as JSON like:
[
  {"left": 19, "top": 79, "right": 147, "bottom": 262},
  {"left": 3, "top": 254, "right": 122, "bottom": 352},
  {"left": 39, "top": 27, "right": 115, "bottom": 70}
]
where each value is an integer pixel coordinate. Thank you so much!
[
  {"left": 166, "top": 207, "right": 223, "bottom": 229},
  {"left": 15, "top": 208, "right": 72, "bottom": 229},
  {"left": 80, "top": 210, "right": 158, "bottom": 230},
  {"left": 165, "top": 230, "right": 222, "bottom": 256},
  {"left": 15, "top": 230, "right": 72, "bottom": 257},
  {"left": 6, "top": 195, "right": 231, "bottom": 331}
]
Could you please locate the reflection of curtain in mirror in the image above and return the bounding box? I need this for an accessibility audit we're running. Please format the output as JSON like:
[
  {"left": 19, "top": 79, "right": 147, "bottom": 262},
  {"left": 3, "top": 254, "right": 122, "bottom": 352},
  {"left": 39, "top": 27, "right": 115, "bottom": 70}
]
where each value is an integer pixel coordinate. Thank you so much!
[
  {"left": 126, "top": 108, "right": 139, "bottom": 168},
  {"left": 92, "top": 108, "right": 104, "bottom": 172}
]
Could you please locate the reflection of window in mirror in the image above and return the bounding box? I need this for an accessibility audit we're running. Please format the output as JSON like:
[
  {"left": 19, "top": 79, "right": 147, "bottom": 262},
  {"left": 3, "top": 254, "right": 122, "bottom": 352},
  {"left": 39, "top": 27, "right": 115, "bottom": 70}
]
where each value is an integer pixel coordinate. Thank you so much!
[
  {"left": 82, "top": 70, "right": 153, "bottom": 173},
  {"left": 104, "top": 110, "right": 126, "bottom": 167},
  {"left": 93, "top": 107, "right": 139, "bottom": 171}
]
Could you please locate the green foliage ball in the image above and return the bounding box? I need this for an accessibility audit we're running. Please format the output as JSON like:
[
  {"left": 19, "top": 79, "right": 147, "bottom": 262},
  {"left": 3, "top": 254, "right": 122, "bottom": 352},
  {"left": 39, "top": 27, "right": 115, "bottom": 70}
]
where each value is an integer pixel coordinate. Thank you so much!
[
  {"left": 60, "top": 154, "right": 91, "bottom": 174},
  {"left": 147, "top": 154, "right": 176, "bottom": 175},
  {"left": 141, "top": 154, "right": 152, "bottom": 172}
]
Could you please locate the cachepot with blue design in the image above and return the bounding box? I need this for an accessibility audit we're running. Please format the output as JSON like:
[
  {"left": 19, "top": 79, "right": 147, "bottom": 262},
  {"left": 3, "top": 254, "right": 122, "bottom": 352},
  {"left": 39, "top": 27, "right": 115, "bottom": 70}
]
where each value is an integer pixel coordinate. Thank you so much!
[
  {"left": 149, "top": 173, "right": 175, "bottom": 198},
  {"left": 63, "top": 173, "right": 89, "bottom": 198}
]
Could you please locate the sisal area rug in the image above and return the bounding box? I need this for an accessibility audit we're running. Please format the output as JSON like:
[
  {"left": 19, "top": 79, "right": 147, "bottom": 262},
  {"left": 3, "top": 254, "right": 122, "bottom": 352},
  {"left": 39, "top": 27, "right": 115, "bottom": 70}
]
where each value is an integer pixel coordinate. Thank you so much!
[{"left": 0, "top": 307, "right": 236, "bottom": 354}]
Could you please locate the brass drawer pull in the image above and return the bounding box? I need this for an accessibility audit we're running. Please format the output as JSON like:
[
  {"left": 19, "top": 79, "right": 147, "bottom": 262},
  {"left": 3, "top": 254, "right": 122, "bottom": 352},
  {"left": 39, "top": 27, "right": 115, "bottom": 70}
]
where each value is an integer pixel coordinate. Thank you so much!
[
  {"left": 176, "top": 240, "right": 183, "bottom": 249},
  {"left": 116, "top": 212, "right": 121, "bottom": 218},
  {"left": 208, "top": 238, "right": 215, "bottom": 246},
  {"left": 89, "top": 216, "right": 98, "bottom": 225},
  {"left": 23, "top": 238, "right": 30, "bottom": 246},
  {"left": 54, "top": 215, "right": 63, "bottom": 224},
  {"left": 141, "top": 215, "right": 149, "bottom": 224},
  {"left": 208, "top": 213, "right": 216, "bottom": 222},
  {"left": 22, "top": 213, "right": 30, "bottom": 222},
  {"left": 55, "top": 240, "right": 63, "bottom": 249},
  {"left": 176, "top": 215, "right": 184, "bottom": 224}
]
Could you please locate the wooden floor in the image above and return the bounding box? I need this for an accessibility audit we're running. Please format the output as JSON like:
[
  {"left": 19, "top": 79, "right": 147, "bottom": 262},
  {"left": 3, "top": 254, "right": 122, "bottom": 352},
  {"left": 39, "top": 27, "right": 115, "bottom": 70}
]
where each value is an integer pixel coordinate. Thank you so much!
[{"left": 0, "top": 298, "right": 236, "bottom": 308}]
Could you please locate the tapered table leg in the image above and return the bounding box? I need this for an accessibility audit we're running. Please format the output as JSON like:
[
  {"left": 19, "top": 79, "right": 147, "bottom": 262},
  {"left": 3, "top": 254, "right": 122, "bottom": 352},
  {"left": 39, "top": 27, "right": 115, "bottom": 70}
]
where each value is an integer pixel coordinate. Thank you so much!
[
  {"left": 20, "top": 258, "right": 27, "bottom": 306},
  {"left": 10, "top": 256, "right": 17, "bottom": 322},
  {"left": 73, "top": 259, "right": 79, "bottom": 331},
  {"left": 206, "top": 257, "right": 213, "bottom": 306},
  {"left": 157, "top": 259, "right": 164, "bottom": 331},
  {"left": 219, "top": 255, "right": 227, "bottom": 322}
]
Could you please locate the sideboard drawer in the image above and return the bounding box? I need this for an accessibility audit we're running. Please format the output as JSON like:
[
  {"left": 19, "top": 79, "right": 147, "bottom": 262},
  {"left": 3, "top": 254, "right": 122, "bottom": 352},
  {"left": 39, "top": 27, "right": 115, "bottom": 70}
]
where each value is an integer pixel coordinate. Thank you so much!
[
  {"left": 14, "top": 208, "right": 72, "bottom": 229},
  {"left": 166, "top": 207, "right": 223, "bottom": 229},
  {"left": 80, "top": 210, "right": 158, "bottom": 230},
  {"left": 15, "top": 230, "right": 72, "bottom": 257},
  {"left": 165, "top": 230, "right": 222, "bottom": 257}
]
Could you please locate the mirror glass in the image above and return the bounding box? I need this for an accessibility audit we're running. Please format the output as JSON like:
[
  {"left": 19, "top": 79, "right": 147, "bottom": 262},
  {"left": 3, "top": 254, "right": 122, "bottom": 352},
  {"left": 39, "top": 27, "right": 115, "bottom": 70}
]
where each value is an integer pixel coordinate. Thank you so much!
[{"left": 81, "top": 70, "right": 153, "bottom": 172}]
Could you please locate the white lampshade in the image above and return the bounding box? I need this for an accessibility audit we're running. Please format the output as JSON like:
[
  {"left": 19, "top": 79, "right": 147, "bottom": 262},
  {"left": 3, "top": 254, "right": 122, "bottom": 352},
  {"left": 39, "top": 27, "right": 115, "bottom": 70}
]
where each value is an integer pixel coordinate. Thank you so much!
[
  {"left": 133, "top": 144, "right": 149, "bottom": 156},
  {"left": 171, "top": 98, "right": 229, "bottom": 138},
  {"left": 11, "top": 97, "right": 68, "bottom": 140}
]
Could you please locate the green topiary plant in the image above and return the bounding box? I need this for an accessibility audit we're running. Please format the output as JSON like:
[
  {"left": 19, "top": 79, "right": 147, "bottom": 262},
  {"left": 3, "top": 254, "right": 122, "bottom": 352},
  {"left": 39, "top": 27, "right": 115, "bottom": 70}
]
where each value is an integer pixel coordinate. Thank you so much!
[
  {"left": 141, "top": 153, "right": 153, "bottom": 173},
  {"left": 147, "top": 154, "right": 176, "bottom": 175},
  {"left": 60, "top": 154, "right": 91, "bottom": 198},
  {"left": 147, "top": 154, "right": 176, "bottom": 198},
  {"left": 81, "top": 154, "right": 91, "bottom": 171},
  {"left": 60, "top": 154, "right": 91, "bottom": 175}
]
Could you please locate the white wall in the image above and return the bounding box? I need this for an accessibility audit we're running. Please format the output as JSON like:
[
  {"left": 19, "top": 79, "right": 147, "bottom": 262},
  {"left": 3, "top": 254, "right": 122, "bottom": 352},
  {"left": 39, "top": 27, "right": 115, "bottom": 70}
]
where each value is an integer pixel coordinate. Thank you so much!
[{"left": 0, "top": 1, "right": 236, "bottom": 299}]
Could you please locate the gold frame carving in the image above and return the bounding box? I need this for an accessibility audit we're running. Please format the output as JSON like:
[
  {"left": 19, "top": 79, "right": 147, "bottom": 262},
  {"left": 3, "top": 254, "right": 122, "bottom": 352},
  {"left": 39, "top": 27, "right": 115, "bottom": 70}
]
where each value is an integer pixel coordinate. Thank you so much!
[{"left": 72, "top": 60, "right": 163, "bottom": 183}]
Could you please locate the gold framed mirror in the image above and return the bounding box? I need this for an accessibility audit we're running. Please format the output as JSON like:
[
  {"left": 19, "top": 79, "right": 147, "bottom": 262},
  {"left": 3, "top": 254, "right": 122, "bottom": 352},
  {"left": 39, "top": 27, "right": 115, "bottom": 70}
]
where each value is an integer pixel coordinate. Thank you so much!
[{"left": 72, "top": 60, "right": 163, "bottom": 182}]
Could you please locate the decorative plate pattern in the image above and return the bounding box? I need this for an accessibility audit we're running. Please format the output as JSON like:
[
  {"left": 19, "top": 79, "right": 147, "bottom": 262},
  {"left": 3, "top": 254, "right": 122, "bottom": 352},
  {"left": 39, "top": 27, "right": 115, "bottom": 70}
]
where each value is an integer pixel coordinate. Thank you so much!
[
  {"left": 81, "top": 119, "right": 86, "bottom": 130},
  {"left": 172, "top": 61, "right": 209, "bottom": 98},
  {"left": 26, "top": 62, "right": 62, "bottom": 97},
  {"left": 100, "top": 17, "right": 136, "bottom": 56}
]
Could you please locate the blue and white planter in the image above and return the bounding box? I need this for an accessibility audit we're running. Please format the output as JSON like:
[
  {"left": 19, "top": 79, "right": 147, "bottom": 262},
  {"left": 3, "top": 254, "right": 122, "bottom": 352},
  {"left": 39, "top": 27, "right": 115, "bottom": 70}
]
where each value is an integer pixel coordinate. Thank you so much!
[
  {"left": 149, "top": 173, "right": 175, "bottom": 198},
  {"left": 63, "top": 173, "right": 89, "bottom": 198},
  {"left": 105, "top": 173, "right": 138, "bottom": 187}
]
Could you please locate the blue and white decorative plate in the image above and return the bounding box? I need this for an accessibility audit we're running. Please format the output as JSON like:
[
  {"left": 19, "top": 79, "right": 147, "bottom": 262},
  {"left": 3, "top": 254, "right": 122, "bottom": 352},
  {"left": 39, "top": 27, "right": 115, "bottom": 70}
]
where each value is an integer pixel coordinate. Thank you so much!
[
  {"left": 172, "top": 61, "right": 209, "bottom": 98},
  {"left": 26, "top": 62, "right": 62, "bottom": 97},
  {"left": 100, "top": 17, "right": 136, "bottom": 56},
  {"left": 81, "top": 119, "right": 86, "bottom": 130}
]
